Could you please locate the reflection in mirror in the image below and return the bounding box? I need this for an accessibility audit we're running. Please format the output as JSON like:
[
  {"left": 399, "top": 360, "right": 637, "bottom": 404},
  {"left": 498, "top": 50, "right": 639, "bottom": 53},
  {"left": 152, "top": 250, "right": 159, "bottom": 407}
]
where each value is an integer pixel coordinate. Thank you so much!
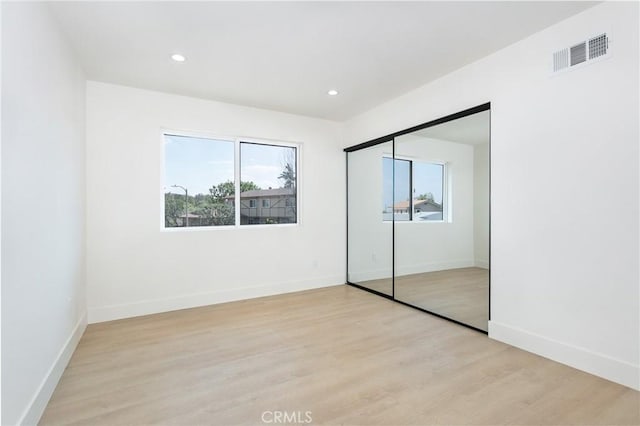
[
  {"left": 393, "top": 110, "right": 490, "bottom": 331},
  {"left": 347, "top": 141, "right": 393, "bottom": 296},
  {"left": 383, "top": 157, "right": 410, "bottom": 221}
]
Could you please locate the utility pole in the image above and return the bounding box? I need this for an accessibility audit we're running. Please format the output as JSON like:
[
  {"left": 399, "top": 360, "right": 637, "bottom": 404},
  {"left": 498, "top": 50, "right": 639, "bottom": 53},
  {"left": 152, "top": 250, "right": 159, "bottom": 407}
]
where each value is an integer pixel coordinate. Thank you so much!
[{"left": 171, "top": 185, "right": 189, "bottom": 227}]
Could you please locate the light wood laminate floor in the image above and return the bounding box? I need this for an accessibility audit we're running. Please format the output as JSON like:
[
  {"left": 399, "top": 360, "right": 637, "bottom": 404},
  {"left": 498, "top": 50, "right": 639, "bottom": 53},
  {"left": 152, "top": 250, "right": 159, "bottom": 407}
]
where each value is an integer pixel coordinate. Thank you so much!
[
  {"left": 41, "top": 285, "right": 639, "bottom": 425},
  {"left": 356, "top": 267, "right": 489, "bottom": 331}
]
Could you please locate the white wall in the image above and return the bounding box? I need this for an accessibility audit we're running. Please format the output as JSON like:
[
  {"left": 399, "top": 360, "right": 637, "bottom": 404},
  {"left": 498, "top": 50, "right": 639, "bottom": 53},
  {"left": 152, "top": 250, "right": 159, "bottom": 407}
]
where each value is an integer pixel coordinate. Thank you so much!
[
  {"left": 1, "top": 3, "right": 87, "bottom": 425},
  {"left": 344, "top": 2, "right": 639, "bottom": 390},
  {"left": 473, "top": 143, "right": 489, "bottom": 268},
  {"left": 85, "top": 82, "right": 345, "bottom": 323}
]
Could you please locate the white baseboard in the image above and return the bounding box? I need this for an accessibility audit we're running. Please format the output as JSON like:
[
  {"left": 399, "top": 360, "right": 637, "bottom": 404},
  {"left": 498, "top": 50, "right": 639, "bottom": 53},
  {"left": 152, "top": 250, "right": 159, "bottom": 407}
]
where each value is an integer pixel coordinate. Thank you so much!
[
  {"left": 348, "top": 268, "right": 392, "bottom": 283},
  {"left": 19, "top": 312, "right": 87, "bottom": 425},
  {"left": 489, "top": 320, "right": 640, "bottom": 390},
  {"left": 88, "top": 275, "right": 345, "bottom": 324},
  {"left": 349, "top": 260, "right": 474, "bottom": 282},
  {"left": 395, "top": 259, "right": 474, "bottom": 277},
  {"left": 474, "top": 259, "right": 489, "bottom": 269}
]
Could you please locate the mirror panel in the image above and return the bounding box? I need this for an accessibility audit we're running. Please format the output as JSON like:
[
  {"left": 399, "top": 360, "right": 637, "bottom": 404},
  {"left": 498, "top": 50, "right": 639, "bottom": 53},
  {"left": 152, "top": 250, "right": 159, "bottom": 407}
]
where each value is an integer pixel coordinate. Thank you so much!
[
  {"left": 393, "top": 110, "right": 490, "bottom": 331},
  {"left": 347, "top": 141, "right": 393, "bottom": 296}
]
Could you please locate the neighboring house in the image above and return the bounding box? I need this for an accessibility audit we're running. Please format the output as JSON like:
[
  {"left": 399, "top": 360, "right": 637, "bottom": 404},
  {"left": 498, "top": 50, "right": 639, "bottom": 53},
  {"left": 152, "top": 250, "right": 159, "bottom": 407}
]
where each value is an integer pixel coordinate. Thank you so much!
[
  {"left": 226, "top": 187, "right": 296, "bottom": 224},
  {"left": 384, "top": 198, "right": 443, "bottom": 221},
  {"left": 177, "top": 213, "right": 204, "bottom": 226},
  {"left": 393, "top": 199, "right": 442, "bottom": 214}
]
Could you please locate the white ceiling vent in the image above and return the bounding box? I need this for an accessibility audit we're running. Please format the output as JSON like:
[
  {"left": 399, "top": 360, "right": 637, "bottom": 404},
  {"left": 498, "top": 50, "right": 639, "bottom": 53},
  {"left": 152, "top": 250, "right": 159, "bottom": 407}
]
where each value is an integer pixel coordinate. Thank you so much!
[
  {"left": 552, "top": 33, "right": 610, "bottom": 74},
  {"left": 570, "top": 42, "right": 587, "bottom": 66},
  {"left": 589, "top": 34, "right": 608, "bottom": 59},
  {"left": 553, "top": 48, "right": 569, "bottom": 72}
]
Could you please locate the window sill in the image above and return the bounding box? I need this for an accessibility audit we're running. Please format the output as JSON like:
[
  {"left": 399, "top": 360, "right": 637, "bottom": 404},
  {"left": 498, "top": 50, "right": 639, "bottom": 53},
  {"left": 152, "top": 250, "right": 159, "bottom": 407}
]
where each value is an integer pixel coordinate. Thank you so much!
[
  {"left": 382, "top": 220, "right": 450, "bottom": 224},
  {"left": 161, "top": 222, "right": 300, "bottom": 232}
]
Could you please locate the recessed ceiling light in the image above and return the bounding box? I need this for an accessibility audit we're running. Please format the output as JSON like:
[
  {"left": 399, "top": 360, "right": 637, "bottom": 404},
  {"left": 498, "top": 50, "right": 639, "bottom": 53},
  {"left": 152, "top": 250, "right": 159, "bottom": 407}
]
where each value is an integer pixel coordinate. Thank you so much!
[
  {"left": 171, "top": 54, "right": 186, "bottom": 62},
  {"left": 328, "top": 89, "right": 339, "bottom": 96}
]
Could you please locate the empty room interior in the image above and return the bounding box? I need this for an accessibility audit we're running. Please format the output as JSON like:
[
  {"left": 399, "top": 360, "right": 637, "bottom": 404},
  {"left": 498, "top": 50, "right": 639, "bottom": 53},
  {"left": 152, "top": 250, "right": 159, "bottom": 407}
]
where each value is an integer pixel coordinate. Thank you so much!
[{"left": 2, "top": 1, "right": 639, "bottom": 425}]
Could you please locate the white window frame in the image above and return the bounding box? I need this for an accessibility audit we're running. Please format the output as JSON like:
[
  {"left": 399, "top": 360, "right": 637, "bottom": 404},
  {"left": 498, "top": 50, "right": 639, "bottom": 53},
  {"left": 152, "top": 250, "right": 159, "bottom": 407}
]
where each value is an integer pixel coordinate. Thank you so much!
[
  {"left": 382, "top": 154, "right": 450, "bottom": 224},
  {"left": 161, "top": 130, "right": 301, "bottom": 231},
  {"left": 409, "top": 159, "right": 449, "bottom": 224}
]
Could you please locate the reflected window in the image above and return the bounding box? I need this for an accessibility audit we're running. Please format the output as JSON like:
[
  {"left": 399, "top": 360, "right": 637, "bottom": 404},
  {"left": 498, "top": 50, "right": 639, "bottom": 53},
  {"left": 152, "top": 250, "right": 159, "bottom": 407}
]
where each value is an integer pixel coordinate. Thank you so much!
[
  {"left": 383, "top": 157, "right": 411, "bottom": 221},
  {"left": 413, "top": 162, "right": 444, "bottom": 221},
  {"left": 382, "top": 157, "right": 446, "bottom": 222}
]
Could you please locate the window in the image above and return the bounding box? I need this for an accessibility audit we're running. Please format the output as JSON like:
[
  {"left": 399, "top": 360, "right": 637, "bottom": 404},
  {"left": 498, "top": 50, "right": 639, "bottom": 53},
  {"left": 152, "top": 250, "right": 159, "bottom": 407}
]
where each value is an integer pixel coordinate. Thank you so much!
[
  {"left": 240, "top": 142, "right": 297, "bottom": 225},
  {"left": 382, "top": 156, "right": 445, "bottom": 222},
  {"left": 163, "top": 133, "right": 298, "bottom": 229},
  {"left": 164, "top": 134, "right": 235, "bottom": 227},
  {"left": 382, "top": 157, "right": 411, "bottom": 221},
  {"left": 413, "top": 162, "right": 444, "bottom": 221}
]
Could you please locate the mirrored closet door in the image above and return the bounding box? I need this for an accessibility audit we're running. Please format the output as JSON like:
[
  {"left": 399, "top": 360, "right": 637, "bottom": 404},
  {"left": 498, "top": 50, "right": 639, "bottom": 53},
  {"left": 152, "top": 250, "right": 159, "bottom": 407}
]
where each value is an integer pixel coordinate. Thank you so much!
[
  {"left": 393, "top": 109, "right": 490, "bottom": 331},
  {"left": 347, "top": 140, "right": 393, "bottom": 296},
  {"left": 346, "top": 105, "right": 490, "bottom": 332}
]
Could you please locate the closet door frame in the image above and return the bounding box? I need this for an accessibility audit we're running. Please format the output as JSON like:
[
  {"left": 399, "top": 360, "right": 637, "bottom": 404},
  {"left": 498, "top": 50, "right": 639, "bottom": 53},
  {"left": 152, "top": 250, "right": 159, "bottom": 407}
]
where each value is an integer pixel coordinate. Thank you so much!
[
  {"left": 345, "top": 138, "right": 395, "bottom": 300},
  {"left": 345, "top": 102, "right": 491, "bottom": 334}
]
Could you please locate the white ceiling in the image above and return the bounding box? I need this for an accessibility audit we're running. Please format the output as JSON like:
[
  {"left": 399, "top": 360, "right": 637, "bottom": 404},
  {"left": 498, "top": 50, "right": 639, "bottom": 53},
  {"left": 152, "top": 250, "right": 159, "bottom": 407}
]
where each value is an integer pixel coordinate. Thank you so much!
[
  {"left": 412, "top": 110, "right": 490, "bottom": 146},
  {"left": 48, "top": 1, "right": 596, "bottom": 121}
]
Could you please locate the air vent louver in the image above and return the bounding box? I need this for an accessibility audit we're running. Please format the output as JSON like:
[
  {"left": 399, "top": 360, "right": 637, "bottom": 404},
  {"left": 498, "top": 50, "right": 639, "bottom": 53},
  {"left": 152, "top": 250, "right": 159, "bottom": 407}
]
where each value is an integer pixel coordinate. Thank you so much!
[
  {"left": 553, "top": 48, "right": 569, "bottom": 72},
  {"left": 552, "top": 33, "right": 609, "bottom": 74},
  {"left": 570, "top": 42, "right": 587, "bottom": 66},
  {"left": 589, "top": 34, "right": 608, "bottom": 59}
]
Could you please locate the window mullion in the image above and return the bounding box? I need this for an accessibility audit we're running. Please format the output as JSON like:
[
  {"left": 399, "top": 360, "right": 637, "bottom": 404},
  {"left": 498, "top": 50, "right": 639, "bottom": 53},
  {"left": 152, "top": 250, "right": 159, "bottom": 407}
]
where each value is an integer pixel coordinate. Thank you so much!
[
  {"left": 234, "top": 139, "right": 241, "bottom": 227},
  {"left": 409, "top": 160, "right": 413, "bottom": 221}
]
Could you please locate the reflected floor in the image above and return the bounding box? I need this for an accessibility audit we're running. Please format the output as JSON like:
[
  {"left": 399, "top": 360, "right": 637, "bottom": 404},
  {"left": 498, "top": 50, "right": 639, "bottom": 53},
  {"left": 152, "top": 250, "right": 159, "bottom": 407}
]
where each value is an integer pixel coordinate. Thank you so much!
[
  {"left": 355, "top": 267, "right": 489, "bottom": 331},
  {"left": 351, "top": 277, "right": 393, "bottom": 296}
]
